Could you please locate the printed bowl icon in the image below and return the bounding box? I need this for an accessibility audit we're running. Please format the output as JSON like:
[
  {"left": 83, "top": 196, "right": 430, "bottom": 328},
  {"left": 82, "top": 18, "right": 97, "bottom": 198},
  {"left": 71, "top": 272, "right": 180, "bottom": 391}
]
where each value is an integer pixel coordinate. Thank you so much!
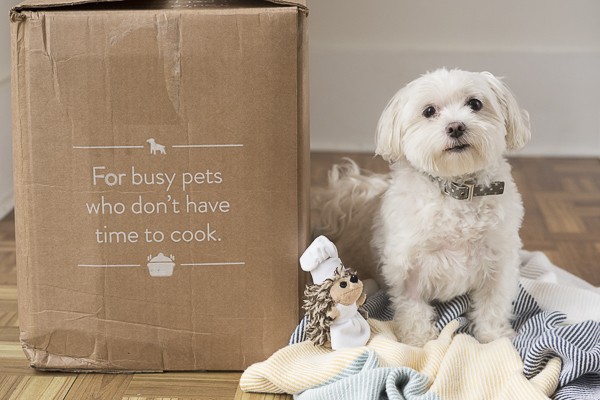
[{"left": 147, "top": 253, "right": 175, "bottom": 277}]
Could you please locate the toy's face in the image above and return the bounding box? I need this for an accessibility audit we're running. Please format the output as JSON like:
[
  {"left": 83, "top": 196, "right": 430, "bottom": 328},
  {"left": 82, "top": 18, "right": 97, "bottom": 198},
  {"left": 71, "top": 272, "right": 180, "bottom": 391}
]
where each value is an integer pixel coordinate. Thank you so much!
[{"left": 330, "top": 274, "right": 363, "bottom": 306}]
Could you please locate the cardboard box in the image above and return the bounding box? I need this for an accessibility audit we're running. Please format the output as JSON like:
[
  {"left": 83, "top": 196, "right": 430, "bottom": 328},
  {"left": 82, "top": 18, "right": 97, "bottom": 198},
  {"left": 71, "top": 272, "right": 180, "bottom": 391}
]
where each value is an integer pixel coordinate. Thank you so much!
[{"left": 11, "top": 0, "right": 309, "bottom": 371}]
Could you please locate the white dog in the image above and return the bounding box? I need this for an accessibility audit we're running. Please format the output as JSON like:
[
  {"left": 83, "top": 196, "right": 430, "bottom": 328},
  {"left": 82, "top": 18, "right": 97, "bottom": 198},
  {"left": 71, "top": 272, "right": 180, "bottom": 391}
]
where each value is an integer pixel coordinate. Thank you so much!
[
  {"left": 147, "top": 138, "right": 166, "bottom": 155},
  {"left": 312, "top": 69, "right": 531, "bottom": 346}
]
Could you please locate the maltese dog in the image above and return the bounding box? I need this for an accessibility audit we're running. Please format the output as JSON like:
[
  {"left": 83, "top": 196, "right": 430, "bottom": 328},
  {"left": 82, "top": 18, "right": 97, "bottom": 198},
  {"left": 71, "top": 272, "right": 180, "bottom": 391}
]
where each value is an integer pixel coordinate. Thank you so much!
[{"left": 313, "top": 68, "right": 531, "bottom": 346}]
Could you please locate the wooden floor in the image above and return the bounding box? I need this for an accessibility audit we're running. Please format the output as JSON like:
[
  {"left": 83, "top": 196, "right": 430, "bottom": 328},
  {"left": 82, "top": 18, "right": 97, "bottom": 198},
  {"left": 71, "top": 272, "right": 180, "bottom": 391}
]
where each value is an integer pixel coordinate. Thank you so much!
[{"left": 0, "top": 154, "right": 599, "bottom": 399}]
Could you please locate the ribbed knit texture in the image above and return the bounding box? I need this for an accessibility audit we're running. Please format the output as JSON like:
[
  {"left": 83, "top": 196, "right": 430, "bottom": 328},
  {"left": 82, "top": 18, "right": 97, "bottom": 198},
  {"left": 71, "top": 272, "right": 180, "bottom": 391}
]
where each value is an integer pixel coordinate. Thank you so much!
[{"left": 242, "top": 251, "right": 599, "bottom": 399}]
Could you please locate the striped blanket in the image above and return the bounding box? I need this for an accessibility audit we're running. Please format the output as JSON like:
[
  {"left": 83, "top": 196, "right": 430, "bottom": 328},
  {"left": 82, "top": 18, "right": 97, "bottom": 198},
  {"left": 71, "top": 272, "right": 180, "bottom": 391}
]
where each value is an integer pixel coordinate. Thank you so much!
[{"left": 241, "top": 252, "right": 600, "bottom": 399}]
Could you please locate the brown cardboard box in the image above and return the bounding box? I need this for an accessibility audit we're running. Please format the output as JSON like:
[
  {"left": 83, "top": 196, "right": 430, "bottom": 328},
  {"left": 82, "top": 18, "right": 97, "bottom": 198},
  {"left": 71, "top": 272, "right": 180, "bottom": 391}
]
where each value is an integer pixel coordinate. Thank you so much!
[{"left": 11, "top": 0, "right": 309, "bottom": 371}]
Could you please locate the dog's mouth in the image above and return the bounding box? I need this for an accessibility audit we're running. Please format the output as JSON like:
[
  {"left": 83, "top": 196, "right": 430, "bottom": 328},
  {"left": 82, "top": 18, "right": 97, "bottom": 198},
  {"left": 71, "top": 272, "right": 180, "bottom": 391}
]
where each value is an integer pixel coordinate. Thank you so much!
[{"left": 445, "top": 143, "right": 471, "bottom": 153}]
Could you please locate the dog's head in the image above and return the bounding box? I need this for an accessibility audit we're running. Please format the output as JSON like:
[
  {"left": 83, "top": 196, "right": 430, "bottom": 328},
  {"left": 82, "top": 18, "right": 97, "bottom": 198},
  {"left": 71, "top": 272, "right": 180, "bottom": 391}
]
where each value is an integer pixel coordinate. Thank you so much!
[{"left": 375, "top": 69, "right": 530, "bottom": 178}]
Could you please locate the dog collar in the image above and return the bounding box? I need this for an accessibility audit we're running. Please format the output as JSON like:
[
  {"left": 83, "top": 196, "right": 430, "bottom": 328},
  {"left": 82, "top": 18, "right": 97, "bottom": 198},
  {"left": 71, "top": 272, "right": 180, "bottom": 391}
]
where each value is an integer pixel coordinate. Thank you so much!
[{"left": 436, "top": 179, "right": 505, "bottom": 201}]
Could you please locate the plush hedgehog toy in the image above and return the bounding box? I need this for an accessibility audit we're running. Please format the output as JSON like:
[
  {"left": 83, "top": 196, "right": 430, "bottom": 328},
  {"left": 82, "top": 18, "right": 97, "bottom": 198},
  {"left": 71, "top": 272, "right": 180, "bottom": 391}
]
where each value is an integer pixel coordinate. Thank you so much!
[{"left": 300, "top": 236, "right": 370, "bottom": 350}]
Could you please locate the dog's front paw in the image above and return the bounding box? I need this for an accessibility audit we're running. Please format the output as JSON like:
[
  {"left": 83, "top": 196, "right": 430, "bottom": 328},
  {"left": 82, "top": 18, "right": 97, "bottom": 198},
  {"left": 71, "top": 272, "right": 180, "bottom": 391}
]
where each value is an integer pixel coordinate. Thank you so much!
[
  {"left": 394, "top": 318, "right": 439, "bottom": 347},
  {"left": 472, "top": 321, "right": 515, "bottom": 343}
]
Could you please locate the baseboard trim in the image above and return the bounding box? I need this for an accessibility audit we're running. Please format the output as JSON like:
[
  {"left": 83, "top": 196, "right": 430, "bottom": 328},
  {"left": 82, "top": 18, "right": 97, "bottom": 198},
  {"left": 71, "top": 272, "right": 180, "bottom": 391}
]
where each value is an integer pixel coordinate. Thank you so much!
[
  {"left": 0, "top": 191, "right": 14, "bottom": 219},
  {"left": 310, "top": 143, "right": 600, "bottom": 158}
]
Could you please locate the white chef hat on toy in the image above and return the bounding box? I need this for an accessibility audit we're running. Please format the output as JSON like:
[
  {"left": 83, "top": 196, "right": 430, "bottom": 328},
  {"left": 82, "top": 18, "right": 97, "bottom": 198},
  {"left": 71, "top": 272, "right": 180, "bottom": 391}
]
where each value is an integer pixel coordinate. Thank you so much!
[{"left": 300, "top": 235, "right": 342, "bottom": 285}]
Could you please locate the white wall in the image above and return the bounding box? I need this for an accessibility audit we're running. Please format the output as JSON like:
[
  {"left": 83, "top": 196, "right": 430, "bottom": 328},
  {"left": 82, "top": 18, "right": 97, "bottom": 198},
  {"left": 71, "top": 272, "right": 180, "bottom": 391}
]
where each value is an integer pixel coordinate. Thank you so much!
[
  {"left": 1, "top": 1, "right": 598, "bottom": 216},
  {"left": 309, "top": 0, "right": 600, "bottom": 157},
  {"left": 0, "top": 2, "right": 20, "bottom": 219}
]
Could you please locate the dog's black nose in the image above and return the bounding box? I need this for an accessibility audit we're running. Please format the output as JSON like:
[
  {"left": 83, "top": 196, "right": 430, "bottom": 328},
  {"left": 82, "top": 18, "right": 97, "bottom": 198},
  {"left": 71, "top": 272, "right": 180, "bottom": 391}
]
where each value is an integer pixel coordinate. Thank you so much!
[
  {"left": 446, "top": 122, "right": 466, "bottom": 138},
  {"left": 350, "top": 274, "right": 358, "bottom": 283}
]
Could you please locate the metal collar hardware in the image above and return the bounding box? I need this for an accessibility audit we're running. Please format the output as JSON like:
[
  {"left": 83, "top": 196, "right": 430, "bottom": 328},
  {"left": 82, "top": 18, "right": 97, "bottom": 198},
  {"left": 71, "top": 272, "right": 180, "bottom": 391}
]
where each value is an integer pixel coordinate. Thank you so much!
[{"left": 441, "top": 180, "right": 505, "bottom": 201}]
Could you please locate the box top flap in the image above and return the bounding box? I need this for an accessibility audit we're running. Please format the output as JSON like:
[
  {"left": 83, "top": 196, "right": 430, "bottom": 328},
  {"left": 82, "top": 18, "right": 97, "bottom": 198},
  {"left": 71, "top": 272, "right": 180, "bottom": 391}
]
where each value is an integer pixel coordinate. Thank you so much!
[
  {"left": 265, "top": 0, "right": 306, "bottom": 10},
  {"left": 13, "top": 0, "right": 307, "bottom": 12},
  {"left": 14, "top": 0, "right": 120, "bottom": 10}
]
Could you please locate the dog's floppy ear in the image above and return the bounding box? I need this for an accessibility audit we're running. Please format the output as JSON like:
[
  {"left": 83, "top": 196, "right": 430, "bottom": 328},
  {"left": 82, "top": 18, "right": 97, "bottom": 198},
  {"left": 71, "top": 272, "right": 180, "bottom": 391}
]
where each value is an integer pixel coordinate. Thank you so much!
[
  {"left": 375, "top": 87, "right": 408, "bottom": 163},
  {"left": 482, "top": 72, "right": 531, "bottom": 151}
]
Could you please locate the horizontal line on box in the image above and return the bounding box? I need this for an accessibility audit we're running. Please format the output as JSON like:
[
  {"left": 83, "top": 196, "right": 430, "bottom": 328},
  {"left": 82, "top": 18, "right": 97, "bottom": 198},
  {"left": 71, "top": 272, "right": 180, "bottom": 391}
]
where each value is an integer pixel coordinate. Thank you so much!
[
  {"left": 73, "top": 146, "right": 145, "bottom": 149},
  {"left": 78, "top": 262, "right": 245, "bottom": 268},
  {"left": 171, "top": 144, "right": 244, "bottom": 148},
  {"left": 78, "top": 264, "right": 141, "bottom": 267},
  {"left": 180, "top": 262, "right": 246, "bottom": 266}
]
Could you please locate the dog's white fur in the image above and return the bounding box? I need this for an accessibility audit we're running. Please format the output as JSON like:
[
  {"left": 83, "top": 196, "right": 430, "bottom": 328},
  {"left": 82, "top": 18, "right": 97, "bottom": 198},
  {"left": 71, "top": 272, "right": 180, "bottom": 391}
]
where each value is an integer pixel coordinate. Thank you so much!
[{"left": 312, "top": 69, "right": 531, "bottom": 346}]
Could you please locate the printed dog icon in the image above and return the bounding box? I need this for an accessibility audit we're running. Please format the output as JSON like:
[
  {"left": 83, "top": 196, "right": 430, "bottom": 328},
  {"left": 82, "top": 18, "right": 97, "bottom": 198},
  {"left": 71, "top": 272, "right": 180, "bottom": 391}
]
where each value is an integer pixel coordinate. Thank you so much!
[{"left": 146, "top": 138, "right": 166, "bottom": 155}]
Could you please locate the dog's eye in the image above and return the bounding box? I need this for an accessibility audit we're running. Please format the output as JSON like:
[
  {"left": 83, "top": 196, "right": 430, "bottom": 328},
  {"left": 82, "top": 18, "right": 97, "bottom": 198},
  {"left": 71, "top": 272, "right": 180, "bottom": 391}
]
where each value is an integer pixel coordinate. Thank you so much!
[
  {"left": 340, "top": 281, "right": 347, "bottom": 288},
  {"left": 467, "top": 99, "right": 483, "bottom": 112},
  {"left": 422, "top": 106, "right": 437, "bottom": 118}
]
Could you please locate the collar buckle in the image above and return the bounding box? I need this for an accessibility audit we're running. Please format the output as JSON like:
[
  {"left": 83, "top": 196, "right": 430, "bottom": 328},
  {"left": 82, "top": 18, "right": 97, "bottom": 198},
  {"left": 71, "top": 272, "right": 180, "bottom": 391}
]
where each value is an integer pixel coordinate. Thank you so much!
[
  {"left": 435, "top": 175, "right": 505, "bottom": 201},
  {"left": 464, "top": 182, "right": 475, "bottom": 201}
]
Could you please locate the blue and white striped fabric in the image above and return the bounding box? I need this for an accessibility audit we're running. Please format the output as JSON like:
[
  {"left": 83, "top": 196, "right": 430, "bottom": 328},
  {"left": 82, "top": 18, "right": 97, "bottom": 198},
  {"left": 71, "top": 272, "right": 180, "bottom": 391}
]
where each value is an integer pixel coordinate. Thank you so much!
[
  {"left": 290, "top": 283, "right": 599, "bottom": 400},
  {"left": 512, "top": 287, "right": 600, "bottom": 400},
  {"left": 289, "top": 314, "right": 308, "bottom": 345},
  {"left": 298, "top": 363, "right": 440, "bottom": 400}
]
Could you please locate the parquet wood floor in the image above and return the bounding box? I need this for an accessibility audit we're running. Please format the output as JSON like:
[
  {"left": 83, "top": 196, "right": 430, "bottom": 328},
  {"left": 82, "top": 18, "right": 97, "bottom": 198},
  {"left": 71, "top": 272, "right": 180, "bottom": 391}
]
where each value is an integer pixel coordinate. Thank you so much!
[{"left": 0, "top": 155, "right": 598, "bottom": 399}]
